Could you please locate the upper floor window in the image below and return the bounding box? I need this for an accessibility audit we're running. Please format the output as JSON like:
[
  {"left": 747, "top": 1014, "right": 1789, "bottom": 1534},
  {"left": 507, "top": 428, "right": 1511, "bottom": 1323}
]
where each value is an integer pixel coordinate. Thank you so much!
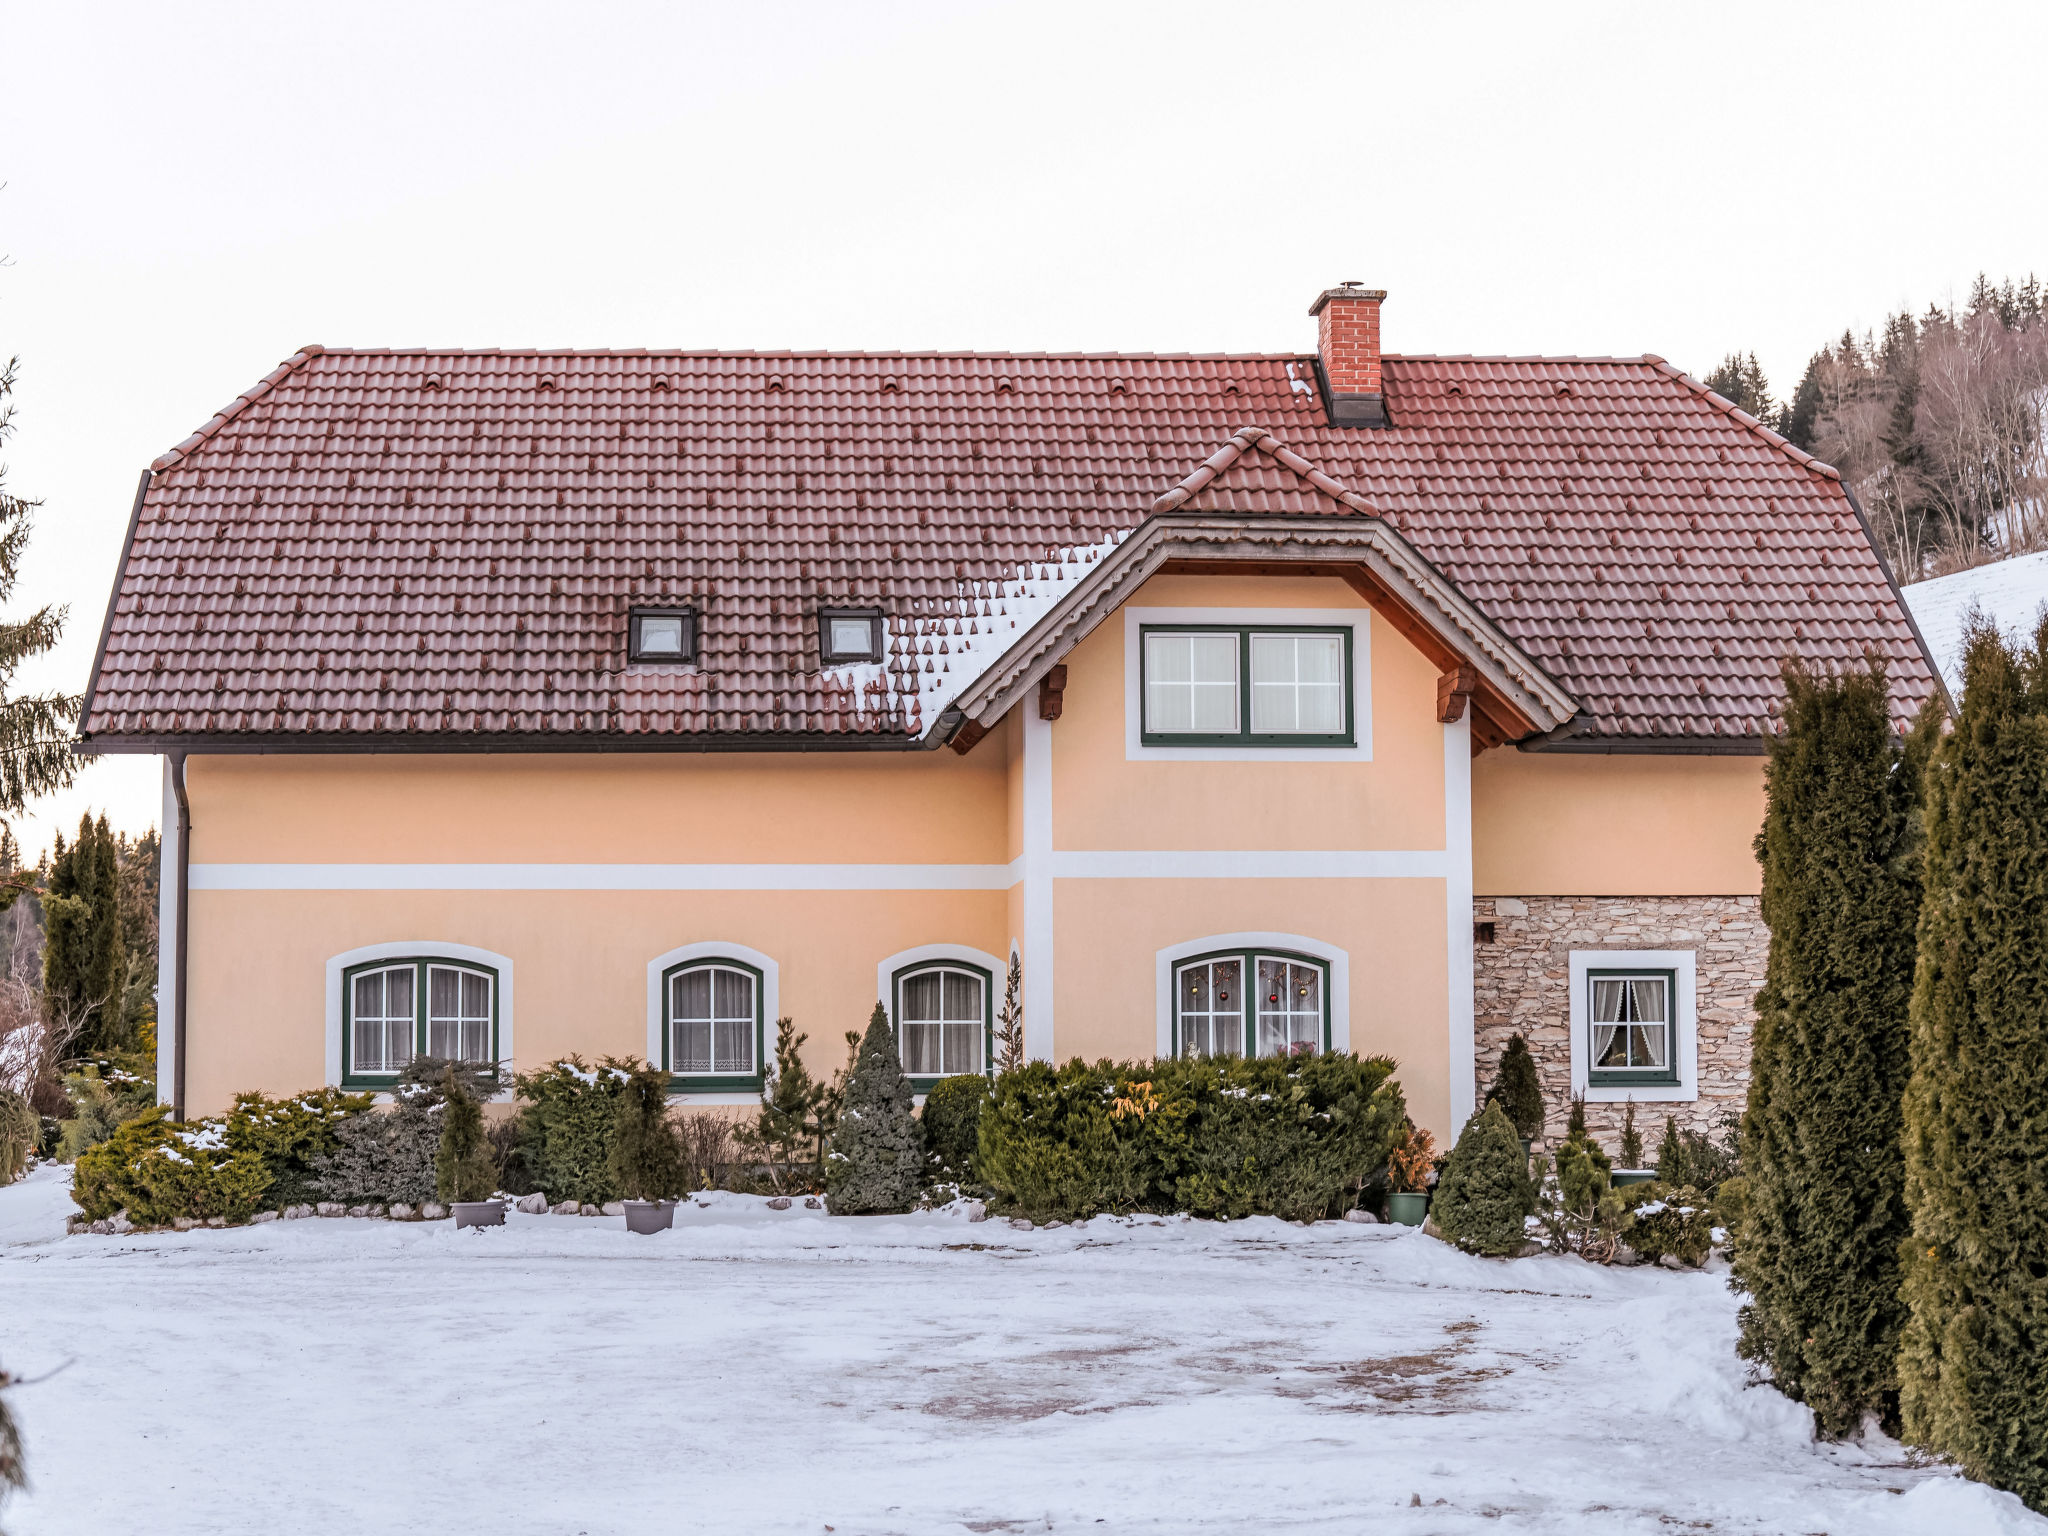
[
  {"left": 895, "top": 962, "right": 989, "bottom": 1086},
  {"left": 820, "top": 608, "right": 884, "bottom": 664},
  {"left": 343, "top": 958, "right": 497, "bottom": 1086},
  {"left": 630, "top": 607, "right": 697, "bottom": 664},
  {"left": 1174, "top": 949, "right": 1327, "bottom": 1059},
  {"left": 1140, "top": 625, "right": 1351, "bottom": 745},
  {"left": 664, "top": 959, "right": 763, "bottom": 1089},
  {"left": 1587, "top": 970, "right": 1677, "bottom": 1087}
]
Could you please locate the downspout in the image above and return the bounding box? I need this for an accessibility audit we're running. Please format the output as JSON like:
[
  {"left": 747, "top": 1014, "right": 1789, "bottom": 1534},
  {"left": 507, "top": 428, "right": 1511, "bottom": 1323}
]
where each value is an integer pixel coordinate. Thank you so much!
[{"left": 169, "top": 752, "right": 190, "bottom": 1120}]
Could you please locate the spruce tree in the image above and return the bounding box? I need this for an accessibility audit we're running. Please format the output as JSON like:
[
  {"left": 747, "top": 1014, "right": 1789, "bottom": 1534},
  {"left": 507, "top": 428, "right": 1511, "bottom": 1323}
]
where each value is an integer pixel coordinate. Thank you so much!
[
  {"left": 825, "top": 1003, "right": 922, "bottom": 1215},
  {"left": 0, "top": 361, "right": 78, "bottom": 849},
  {"left": 1736, "top": 661, "right": 1932, "bottom": 1438},
  {"left": 736, "top": 1018, "right": 827, "bottom": 1192},
  {"left": 1431, "top": 1101, "right": 1530, "bottom": 1256},
  {"left": 1483, "top": 1033, "right": 1544, "bottom": 1140},
  {"left": 1899, "top": 622, "right": 2048, "bottom": 1508},
  {"left": 434, "top": 1065, "right": 498, "bottom": 1204}
]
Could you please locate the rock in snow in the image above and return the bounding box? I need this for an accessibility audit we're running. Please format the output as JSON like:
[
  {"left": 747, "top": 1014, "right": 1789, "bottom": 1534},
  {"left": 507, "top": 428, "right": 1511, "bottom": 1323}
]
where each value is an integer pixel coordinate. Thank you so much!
[
  {"left": 315, "top": 1202, "right": 344, "bottom": 1218},
  {"left": 1342, "top": 1208, "right": 1378, "bottom": 1224},
  {"left": 601, "top": 1202, "right": 625, "bottom": 1217},
  {"left": 515, "top": 1193, "right": 549, "bottom": 1215},
  {"left": 387, "top": 1203, "right": 414, "bottom": 1220},
  {"left": 552, "top": 1200, "right": 580, "bottom": 1216},
  {"left": 766, "top": 1197, "right": 792, "bottom": 1210},
  {"left": 420, "top": 1202, "right": 448, "bottom": 1221}
]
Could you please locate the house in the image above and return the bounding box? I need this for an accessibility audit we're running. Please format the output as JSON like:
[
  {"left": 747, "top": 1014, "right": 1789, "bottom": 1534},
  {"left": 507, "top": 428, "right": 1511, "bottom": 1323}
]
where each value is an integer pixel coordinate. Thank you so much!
[{"left": 79, "top": 286, "right": 1941, "bottom": 1147}]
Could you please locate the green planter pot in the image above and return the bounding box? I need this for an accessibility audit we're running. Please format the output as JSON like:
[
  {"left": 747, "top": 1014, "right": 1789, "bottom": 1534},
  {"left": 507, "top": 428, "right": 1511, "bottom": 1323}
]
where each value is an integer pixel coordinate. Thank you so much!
[
  {"left": 1387, "top": 1191, "right": 1429, "bottom": 1226},
  {"left": 1612, "top": 1170, "right": 1658, "bottom": 1188}
]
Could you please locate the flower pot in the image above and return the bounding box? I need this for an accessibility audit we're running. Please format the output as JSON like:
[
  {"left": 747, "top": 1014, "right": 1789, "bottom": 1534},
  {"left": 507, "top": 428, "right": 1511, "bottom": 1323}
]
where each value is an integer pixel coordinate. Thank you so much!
[
  {"left": 452, "top": 1200, "right": 505, "bottom": 1230},
  {"left": 1520, "top": 1138, "right": 1533, "bottom": 1165},
  {"left": 623, "top": 1199, "right": 675, "bottom": 1234},
  {"left": 1612, "top": 1170, "right": 1659, "bottom": 1187},
  {"left": 1387, "top": 1191, "right": 1429, "bottom": 1226}
]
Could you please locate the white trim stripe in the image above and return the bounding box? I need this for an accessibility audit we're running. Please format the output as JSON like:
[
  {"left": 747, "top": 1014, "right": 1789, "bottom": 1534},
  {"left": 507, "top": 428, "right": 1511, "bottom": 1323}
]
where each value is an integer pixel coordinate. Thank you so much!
[{"left": 191, "top": 852, "right": 1455, "bottom": 891}]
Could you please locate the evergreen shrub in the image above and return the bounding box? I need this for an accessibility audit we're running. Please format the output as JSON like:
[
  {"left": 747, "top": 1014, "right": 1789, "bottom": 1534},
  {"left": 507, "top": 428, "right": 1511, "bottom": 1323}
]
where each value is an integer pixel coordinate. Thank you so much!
[
  {"left": 1483, "top": 1033, "right": 1545, "bottom": 1141},
  {"left": 608, "top": 1063, "right": 684, "bottom": 1201},
  {"left": 509, "top": 1056, "right": 632, "bottom": 1205},
  {"left": 1736, "top": 660, "right": 1931, "bottom": 1438},
  {"left": 920, "top": 1073, "right": 988, "bottom": 1188},
  {"left": 1533, "top": 1120, "right": 1624, "bottom": 1261},
  {"left": 1621, "top": 1183, "right": 1715, "bottom": 1267},
  {"left": 0, "top": 1089, "right": 34, "bottom": 1184},
  {"left": 1617, "top": 1100, "right": 1644, "bottom": 1170},
  {"left": 1899, "top": 622, "right": 2048, "bottom": 1509},
  {"left": 1654, "top": 1114, "right": 1741, "bottom": 1195},
  {"left": 826, "top": 1004, "right": 923, "bottom": 1215},
  {"left": 71, "top": 1108, "right": 273, "bottom": 1225},
  {"left": 222, "top": 1088, "right": 372, "bottom": 1210},
  {"left": 975, "top": 1052, "right": 1404, "bottom": 1223},
  {"left": 435, "top": 1066, "right": 498, "bottom": 1204},
  {"left": 735, "top": 1019, "right": 830, "bottom": 1193},
  {"left": 314, "top": 1058, "right": 491, "bottom": 1207},
  {"left": 1431, "top": 1102, "right": 1531, "bottom": 1255}
]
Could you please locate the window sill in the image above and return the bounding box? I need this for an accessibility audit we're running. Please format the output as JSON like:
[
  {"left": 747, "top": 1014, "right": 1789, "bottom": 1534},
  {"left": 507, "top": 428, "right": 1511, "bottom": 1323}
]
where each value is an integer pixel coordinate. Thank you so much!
[
  {"left": 1139, "top": 733, "right": 1356, "bottom": 749},
  {"left": 667, "top": 1074, "right": 764, "bottom": 1095},
  {"left": 1588, "top": 1073, "right": 1680, "bottom": 1090}
]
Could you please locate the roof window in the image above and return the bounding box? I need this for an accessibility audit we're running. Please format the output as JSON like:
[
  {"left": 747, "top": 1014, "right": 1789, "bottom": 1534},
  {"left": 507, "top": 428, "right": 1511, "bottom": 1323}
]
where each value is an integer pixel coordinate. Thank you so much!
[
  {"left": 629, "top": 607, "right": 697, "bottom": 664},
  {"left": 820, "top": 608, "right": 883, "bottom": 665}
]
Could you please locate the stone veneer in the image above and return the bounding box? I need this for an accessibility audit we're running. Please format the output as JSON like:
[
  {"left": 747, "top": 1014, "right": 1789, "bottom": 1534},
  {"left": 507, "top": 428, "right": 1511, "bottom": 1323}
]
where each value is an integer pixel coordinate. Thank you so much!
[{"left": 1472, "top": 895, "right": 1765, "bottom": 1155}]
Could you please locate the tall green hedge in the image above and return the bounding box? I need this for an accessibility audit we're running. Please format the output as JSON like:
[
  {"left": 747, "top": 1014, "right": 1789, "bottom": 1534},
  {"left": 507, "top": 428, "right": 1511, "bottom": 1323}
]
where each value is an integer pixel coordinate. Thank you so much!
[
  {"left": 1736, "top": 661, "right": 1933, "bottom": 1437},
  {"left": 511, "top": 1056, "right": 633, "bottom": 1205},
  {"left": 1899, "top": 623, "right": 2048, "bottom": 1509},
  {"left": 975, "top": 1052, "right": 1404, "bottom": 1222}
]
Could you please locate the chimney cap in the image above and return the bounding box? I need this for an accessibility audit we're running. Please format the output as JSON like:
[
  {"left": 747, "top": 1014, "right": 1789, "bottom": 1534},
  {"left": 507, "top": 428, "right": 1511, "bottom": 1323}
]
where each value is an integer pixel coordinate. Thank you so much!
[{"left": 1309, "top": 283, "right": 1388, "bottom": 317}]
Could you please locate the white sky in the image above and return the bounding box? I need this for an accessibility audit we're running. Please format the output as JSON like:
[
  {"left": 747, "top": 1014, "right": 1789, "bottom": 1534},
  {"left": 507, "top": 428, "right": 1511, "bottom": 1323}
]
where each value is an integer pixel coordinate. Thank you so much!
[{"left": 3, "top": 0, "right": 2045, "bottom": 860}]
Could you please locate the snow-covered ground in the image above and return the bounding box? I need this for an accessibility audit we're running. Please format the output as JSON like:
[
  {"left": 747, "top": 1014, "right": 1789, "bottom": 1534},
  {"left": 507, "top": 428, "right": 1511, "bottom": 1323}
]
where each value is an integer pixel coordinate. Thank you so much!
[{"left": 1, "top": 1164, "right": 2040, "bottom": 1535}]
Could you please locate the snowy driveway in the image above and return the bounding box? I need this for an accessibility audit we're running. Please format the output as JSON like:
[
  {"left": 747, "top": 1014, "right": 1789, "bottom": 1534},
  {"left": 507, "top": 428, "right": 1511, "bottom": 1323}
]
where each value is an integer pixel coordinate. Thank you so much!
[{"left": 1, "top": 1167, "right": 2038, "bottom": 1535}]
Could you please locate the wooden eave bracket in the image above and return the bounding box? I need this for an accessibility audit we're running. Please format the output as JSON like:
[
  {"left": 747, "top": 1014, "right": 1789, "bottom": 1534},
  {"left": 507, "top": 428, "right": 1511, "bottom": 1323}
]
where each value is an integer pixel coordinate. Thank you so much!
[
  {"left": 1436, "top": 664, "right": 1478, "bottom": 723},
  {"left": 1038, "top": 664, "right": 1068, "bottom": 721},
  {"left": 948, "top": 717, "right": 990, "bottom": 756}
]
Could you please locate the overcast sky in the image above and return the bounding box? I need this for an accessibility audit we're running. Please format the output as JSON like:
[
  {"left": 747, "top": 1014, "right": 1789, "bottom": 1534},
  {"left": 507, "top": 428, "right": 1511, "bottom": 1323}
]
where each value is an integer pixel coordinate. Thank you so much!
[{"left": 2, "top": 0, "right": 2044, "bottom": 859}]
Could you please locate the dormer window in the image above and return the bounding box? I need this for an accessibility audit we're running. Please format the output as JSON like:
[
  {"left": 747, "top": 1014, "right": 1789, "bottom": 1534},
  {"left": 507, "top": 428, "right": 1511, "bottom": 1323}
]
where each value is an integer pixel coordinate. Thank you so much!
[
  {"left": 820, "top": 608, "right": 883, "bottom": 664},
  {"left": 629, "top": 607, "right": 696, "bottom": 664}
]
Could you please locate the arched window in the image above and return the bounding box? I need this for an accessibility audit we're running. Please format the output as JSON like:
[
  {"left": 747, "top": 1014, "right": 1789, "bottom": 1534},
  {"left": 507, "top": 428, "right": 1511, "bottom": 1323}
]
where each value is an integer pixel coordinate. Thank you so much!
[
  {"left": 1173, "top": 949, "right": 1327, "bottom": 1059},
  {"left": 894, "top": 961, "right": 990, "bottom": 1086},
  {"left": 341, "top": 958, "right": 498, "bottom": 1087},
  {"left": 663, "top": 958, "right": 764, "bottom": 1089}
]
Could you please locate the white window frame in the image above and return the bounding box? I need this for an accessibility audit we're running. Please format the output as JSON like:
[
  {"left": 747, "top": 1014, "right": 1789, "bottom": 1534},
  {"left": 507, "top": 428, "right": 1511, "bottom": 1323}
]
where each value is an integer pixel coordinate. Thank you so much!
[
  {"left": 324, "top": 940, "right": 516, "bottom": 1101},
  {"left": 1123, "top": 605, "right": 1372, "bottom": 762},
  {"left": 1568, "top": 948, "right": 1699, "bottom": 1104},
  {"left": 876, "top": 944, "right": 1006, "bottom": 1088},
  {"left": 646, "top": 942, "right": 780, "bottom": 1105},
  {"left": 1153, "top": 932, "right": 1351, "bottom": 1058}
]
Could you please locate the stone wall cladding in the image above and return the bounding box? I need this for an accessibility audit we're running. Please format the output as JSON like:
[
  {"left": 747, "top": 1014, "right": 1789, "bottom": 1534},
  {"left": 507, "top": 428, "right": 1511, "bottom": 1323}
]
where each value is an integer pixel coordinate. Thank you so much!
[{"left": 1472, "top": 894, "right": 1764, "bottom": 1155}]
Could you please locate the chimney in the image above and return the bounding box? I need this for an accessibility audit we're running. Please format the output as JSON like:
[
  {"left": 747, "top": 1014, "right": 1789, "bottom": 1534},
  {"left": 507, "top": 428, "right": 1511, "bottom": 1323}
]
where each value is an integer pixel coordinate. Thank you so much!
[{"left": 1309, "top": 282, "right": 1388, "bottom": 427}]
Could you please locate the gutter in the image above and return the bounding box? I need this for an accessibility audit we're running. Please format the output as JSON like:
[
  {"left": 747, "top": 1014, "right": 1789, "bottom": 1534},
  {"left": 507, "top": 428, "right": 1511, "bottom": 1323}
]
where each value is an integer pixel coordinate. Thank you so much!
[{"left": 169, "top": 752, "right": 190, "bottom": 1119}]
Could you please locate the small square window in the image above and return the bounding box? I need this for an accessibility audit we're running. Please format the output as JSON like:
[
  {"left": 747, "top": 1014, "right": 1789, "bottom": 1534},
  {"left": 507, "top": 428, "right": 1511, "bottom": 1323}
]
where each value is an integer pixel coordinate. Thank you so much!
[
  {"left": 630, "top": 608, "right": 696, "bottom": 664},
  {"left": 820, "top": 608, "right": 883, "bottom": 664}
]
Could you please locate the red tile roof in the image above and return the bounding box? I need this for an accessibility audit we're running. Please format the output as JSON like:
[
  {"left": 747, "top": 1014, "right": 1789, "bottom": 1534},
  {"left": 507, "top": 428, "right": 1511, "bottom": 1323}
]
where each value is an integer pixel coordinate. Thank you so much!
[{"left": 79, "top": 346, "right": 1939, "bottom": 750}]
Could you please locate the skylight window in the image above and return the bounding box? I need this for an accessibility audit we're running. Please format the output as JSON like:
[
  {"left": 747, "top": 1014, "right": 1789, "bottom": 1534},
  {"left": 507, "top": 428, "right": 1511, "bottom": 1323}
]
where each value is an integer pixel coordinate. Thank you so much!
[
  {"left": 820, "top": 608, "right": 883, "bottom": 664},
  {"left": 629, "top": 607, "right": 696, "bottom": 664}
]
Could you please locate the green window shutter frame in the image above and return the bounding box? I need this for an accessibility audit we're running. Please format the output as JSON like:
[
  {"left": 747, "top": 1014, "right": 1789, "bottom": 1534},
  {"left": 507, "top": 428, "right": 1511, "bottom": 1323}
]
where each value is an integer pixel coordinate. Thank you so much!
[
  {"left": 338, "top": 956, "right": 500, "bottom": 1091},
  {"left": 1584, "top": 967, "right": 1681, "bottom": 1088},
  {"left": 893, "top": 958, "right": 994, "bottom": 1093},
  {"left": 1137, "top": 623, "right": 1355, "bottom": 747},
  {"left": 660, "top": 955, "right": 768, "bottom": 1093},
  {"left": 1171, "top": 948, "right": 1331, "bottom": 1058}
]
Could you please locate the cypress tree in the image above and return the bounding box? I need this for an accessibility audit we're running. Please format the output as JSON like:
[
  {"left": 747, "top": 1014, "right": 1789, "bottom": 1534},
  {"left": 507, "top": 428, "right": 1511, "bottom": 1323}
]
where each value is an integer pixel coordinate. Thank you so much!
[
  {"left": 825, "top": 1003, "right": 922, "bottom": 1215},
  {"left": 1899, "top": 622, "right": 2048, "bottom": 1509},
  {"left": 608, "top": 1062, "right": 684, "bottom": 1201},
  {"left": 43, "top": 813, "right": 126, "bottom": 1054},
  {"left": 1735, "top": 660, "right": 1932, "bottom": 1438},
  {"left": 434, "top": 1065, "right": 498, "bottom": 1204},
  {"left": 1483, "top": 1033, "right": 1544, "bottom": 1141}
]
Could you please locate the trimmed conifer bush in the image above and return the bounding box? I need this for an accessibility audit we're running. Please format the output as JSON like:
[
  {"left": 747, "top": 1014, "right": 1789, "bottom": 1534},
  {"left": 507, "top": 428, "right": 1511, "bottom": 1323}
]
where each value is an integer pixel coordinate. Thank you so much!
[
  {"left": 314, "top": 1057, "right": 491, "bottom": 1207},
  {"left": 1735, "top": 660, "right": 1933, "bottom": 1438},
  {"left": 735, "top": 1018, "right": 829, "bottom": 1193},
  {"left": 1431, "top": 1101, "right": 1530, "bottom": 1256},
  {"left": 509, "top": 1056, "right": 633, "bottom": 1205},
  {"left": 920, "top": 1073, "right": 988, "bottom": 1188},
  {"left": 71, "top": 1108, "right": 273, "bottom": 1225},
  {"left": 1899, "top": 623, "right": 2048, "bottom": 1509},
  {"left": 1483, "top": 1033, "right": 1545, "bottom": 1141},
  {"left": 608, "top": 1062, "right": 684, "bottom": 1201},
  {"left": 825, "top": 1003, "right": 924, "bottom": 1215},
  {"left": 435, "top": 1066, "right": 497, "bottom": 1204}
]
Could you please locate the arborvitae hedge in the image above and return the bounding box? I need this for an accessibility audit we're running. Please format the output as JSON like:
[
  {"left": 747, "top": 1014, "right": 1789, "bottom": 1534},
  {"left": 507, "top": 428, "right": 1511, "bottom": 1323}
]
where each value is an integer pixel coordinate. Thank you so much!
[
  {"left": 920, "top": 1074, "right": 988, "bottom": 1188},
  {"left": 825, "top": 1004, "right": 923, "bottom": 1215},
  {"left": 1432, "top": 1101, "right": 1531, "bottom": 1255},
  {"left": 1736, "top": 661, "right": 1933, "bottom": 1438},
  {"left": 1900, "top": 623, "right": 2048, "bottom": 1509},
  {"left": 434, "top": 1066, "right": 497, "bottom": 1204}
]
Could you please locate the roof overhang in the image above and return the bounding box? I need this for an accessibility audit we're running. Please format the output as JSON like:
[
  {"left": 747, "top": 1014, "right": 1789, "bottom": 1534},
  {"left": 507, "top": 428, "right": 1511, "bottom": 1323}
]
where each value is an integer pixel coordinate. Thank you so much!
[{"left": 944, "top": 510, "right": 1578, "bottom": 747}]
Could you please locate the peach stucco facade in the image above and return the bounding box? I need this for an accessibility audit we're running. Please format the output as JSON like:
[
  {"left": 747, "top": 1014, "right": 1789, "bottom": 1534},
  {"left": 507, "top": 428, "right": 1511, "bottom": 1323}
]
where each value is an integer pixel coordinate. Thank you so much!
[{"left": 159, "top": 572, "right": 1767, "bottom": 1144}]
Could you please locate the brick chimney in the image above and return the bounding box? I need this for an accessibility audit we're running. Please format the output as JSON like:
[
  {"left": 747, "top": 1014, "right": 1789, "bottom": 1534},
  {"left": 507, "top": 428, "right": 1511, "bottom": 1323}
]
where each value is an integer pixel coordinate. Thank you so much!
[{"left": 1309, "top": 283, "right": 1388, "bottom": 427}]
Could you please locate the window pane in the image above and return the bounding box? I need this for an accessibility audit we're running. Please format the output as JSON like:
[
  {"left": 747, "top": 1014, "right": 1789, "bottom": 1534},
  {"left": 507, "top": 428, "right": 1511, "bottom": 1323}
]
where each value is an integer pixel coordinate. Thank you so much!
[
  {"left": 942, "top": 1020, "right": 979, "bottom": 1075},
  {"left": 1591, "top": 979, "right": 1627, "bottom": 1023},
  {"left": 1146, "top": 633, "right": 1240, "bottom": 735},
  {"left": 1629, "top": 978, "right": 1667, "bottom": 1023},
  {"left": 430, "top": 966, "right": 460, "bottom": 1021},
  {"left": 1189, "top": 636, "right": 1239, "bottom": 731},
  {"left": 462, "top": 1017, "right": 490, "bottom": 1065},
  {"left": 902, "top": 1020, "right": 941, "bottom": 1075},
  {"left": 673, "top": 968, "right": 711, "bottom": 1021},
  {"left": 828, "top": 617, "right": 873, "bottom": 656},
  {"left": 385, "top": 1018, "right": 413, "bottom": 1074},
  {"left": 1593, "top": 1026, "right": 1627, "bottom": 1067},
  {"left": 385, "top": 967, "right": 413, "bottom": 1020},
  {"left": 674, "top": 1020, "right": 711, "bottom": 1074},
  {"left": 1147, "top": 633, "right": 1192, "bottom": 683},
  {"left": 1255, "top": 957, "right": 1321, "bottom": 1057},
  {"left": 1179, "top": 958, "right": 1242, "bottom": 1058},
  {"left": 1251, "top": 634, "right": 1344, "bottom": 735},
  {"left": 462, "top": 972, "right": 490, "bottom": 1019},
  {"left": 901, "top": 972, "right": 943, "bottom": 1023},
  {"left": 638, "top": 616, "right": 685, "bottom": 656},
  {"left": 714, "top": 1019, "right": 753, "bottom": 1074},
  {"left": 714, "top": 967, "right": 753, "bottom": 1021},
  {"left": 1628, "top": 1024, "right": 1668, "bottom": 1070}
]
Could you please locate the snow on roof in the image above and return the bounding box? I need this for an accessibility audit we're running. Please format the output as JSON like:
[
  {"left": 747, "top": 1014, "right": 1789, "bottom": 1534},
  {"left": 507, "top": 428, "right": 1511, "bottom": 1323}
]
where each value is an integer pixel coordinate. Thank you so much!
[{"left": 1901, "top": 549, "right": 2048, "bottom": 693}]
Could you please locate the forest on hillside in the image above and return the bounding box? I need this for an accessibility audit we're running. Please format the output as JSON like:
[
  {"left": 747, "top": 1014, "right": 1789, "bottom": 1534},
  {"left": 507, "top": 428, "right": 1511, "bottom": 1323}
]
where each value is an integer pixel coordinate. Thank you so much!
[{"left": 1704, "top": 274, "right": 2048, "bottom": 584}]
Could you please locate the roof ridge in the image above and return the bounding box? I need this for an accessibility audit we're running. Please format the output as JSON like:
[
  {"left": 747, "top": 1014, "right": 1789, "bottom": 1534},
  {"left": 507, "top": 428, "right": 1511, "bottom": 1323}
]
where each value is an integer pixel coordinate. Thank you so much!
[
  {"left": 225, "top": 346, "right": 1687, "bottom": 367},
  {"left": 151, "top": 346, "right": 326, "bottom": 472},
  {"left": 1149, "top": 426, "right": 1380, "bottom": 516},
  {"left": 1641, "top": 355, "right": 1843, "bottom": 484}
]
